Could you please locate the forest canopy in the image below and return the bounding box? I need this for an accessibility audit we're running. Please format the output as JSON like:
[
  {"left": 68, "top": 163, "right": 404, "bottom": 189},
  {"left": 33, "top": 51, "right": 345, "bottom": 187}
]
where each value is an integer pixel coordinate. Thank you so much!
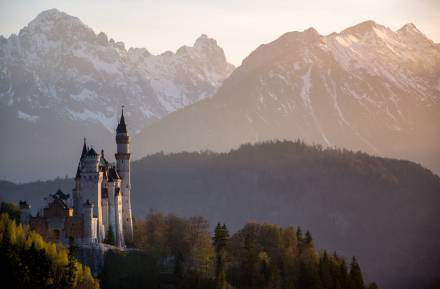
[
  {"left": 0, "top": 212, "right": 99, "bottom": 289},
  {"left": 101, "top": 212, "right": 377, "bottom": 289}
]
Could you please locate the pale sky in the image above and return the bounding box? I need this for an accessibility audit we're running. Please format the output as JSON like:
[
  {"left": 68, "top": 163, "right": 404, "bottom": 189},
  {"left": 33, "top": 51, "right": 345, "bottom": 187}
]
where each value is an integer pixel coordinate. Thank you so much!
[{"left": 0, "top": 0, "right": 439, "bottom": 65}]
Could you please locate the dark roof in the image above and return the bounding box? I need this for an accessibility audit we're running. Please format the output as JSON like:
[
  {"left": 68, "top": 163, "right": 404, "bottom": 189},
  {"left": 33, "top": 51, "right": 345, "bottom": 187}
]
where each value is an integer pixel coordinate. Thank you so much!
[
  {"left": 53, "top": 189, "right": 69, "bottom": 201},
  {"left": 19, "top": 200, "right": 30, "bottom": 209},
  {"left": 116, "top": 108, "right": 127, "bottom": 134},
  {"left": 75, "top": 164, "right": 81, "bottom": 179},
  {"left": 87, "top": 147, "right": 98, "bottom": 157},
  {"left": 47, "top": 194, "right": 69, "bottom": 210},
  {"left": 108, "top": 167, "right": 120, "bottom": 182},
  {"left": 81, "top": 138, "right": 87, "bottom": 159},
  {"left": 55, "top": 198, "right": 69, "bottom": 210}
]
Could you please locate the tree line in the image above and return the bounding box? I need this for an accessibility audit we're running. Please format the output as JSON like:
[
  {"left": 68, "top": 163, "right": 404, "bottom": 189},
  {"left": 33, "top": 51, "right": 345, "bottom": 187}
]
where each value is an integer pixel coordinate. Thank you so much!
[{"left": 101, "top": 212, "right": 378, "bottom": 289}]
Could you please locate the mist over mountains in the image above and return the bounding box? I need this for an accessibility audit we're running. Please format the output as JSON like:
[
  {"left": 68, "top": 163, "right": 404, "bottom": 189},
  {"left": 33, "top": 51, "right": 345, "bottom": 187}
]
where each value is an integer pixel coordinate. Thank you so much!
[
  {"left": 0, "top": 9, "right": 234, "bottom": 181},
  {"left": 134, "top": 20, "right": 440, "bottom": 174}
]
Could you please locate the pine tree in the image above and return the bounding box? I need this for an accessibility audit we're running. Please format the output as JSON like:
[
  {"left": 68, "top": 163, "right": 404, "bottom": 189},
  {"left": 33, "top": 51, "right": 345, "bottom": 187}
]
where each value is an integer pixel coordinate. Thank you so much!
[
  {"left": 296, "top": 227, "right": 303, "bottom": 240},
  {"left": 305, "top": 231, "right": 313, "bottom": 245},
  {"left": 213, "top": 223, "right": 229, "bottom": 289},
  {"left": 349, "top": 257, "right": 364, "bottom": 289},
  {"left": 63, "top": 237, "right": 77, "bottom": 289},
  {"left": 319, "top": 251, "right": 332, "bottom": 288}
]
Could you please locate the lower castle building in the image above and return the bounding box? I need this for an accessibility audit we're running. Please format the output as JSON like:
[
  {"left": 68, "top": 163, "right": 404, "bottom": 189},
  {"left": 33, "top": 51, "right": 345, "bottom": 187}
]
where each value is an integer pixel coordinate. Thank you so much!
[{"left": 20, "top": 108, "right": 133, "bottom": 248}]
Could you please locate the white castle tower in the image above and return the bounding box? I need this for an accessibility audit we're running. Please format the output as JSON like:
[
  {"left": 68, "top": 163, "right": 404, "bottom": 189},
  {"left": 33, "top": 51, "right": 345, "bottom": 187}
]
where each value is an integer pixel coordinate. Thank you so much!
[
  {"left": 81, "top": 146, "right": 105, "bottom": 242},
  {"left": 115, "top": 107, "right": 134, "bottom": 241}
]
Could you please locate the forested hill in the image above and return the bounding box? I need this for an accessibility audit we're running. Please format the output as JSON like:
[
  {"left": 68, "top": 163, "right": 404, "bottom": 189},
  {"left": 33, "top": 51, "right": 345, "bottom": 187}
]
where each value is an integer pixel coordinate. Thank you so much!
[
  {"left": 1, "top": 140, "right": 440, "bottom": 289},
  {"left": 131, "top": 141, "right": 440, "bottom": 289}
]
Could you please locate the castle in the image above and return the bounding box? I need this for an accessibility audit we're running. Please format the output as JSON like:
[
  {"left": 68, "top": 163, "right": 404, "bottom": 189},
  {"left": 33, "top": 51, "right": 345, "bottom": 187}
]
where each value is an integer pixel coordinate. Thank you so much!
[{"left": 20, "top": 108, "right": 133, "bottom": 248}]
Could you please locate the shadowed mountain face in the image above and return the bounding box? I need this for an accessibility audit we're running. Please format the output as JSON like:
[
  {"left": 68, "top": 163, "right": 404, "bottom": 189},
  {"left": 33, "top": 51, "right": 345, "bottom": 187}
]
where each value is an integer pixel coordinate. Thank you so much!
[
  {"left": 134, "top": 21, "right": 440, "bottom": 174},
  {"left": 0, "top": 9, "right": 234, "bottom": 181},
  {"left": 1, "top": 141, "right": 440, "bottom": 289}
]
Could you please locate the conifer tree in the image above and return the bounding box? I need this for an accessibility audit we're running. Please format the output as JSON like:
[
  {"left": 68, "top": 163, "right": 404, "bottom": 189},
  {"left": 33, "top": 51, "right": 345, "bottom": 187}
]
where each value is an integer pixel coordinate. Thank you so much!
[
  {"left": 63, "top": 237, "right": 77, "bottom": 289},
  {"left": 296, "top": 226, "right": 304, "bottom": 244},
  {"left": 349, "top": 257, "right": 364, "bottom": 289},
  {"left": 213, "top": 223, "right": 229, "bottom": 289},
  {"left": 305, "top": 231, "right": 313, "bottom": 245}
]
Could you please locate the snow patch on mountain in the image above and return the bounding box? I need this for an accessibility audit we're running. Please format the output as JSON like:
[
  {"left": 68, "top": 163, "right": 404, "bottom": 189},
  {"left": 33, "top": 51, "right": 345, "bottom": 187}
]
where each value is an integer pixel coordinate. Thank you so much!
[
  {"left": 65, "top": 108, "right": 117, "bottom": 132},
  {"left": 71, "top": 89, "right": 97, "bottom": 102},
  {"left": 17, "top": 111, "right": 40, "bottom": 123}
]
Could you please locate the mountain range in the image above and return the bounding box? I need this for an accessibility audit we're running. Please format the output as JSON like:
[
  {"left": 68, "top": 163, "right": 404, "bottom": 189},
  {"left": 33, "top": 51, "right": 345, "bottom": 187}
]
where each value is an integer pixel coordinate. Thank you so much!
[
  {"left": 0, "top": 9, "right": 234, "bottom": 181},
  {"left": 134, "top": 20, "right": 440, "bottom": 174}
]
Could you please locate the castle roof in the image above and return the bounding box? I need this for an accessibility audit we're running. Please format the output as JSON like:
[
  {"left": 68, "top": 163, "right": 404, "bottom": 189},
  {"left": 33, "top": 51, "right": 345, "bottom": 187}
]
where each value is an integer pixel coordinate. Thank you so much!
[
  {"left": 75, "top": 164, "right": 81, "bottom": 179},
  {"left": 19, "top": 200, "right": 31, "bottom": 209},
  {"left": 53, "top": 189, "right": 69, "bottom": 201},
  {"left": 86, "top": 147, "right": 98, "bottom": 157},
  {"left": 47, "top": 193, "right": 69, "bottom": 210},
  {"left": 81, "top": 138, "right": 87, "bottom": 159},
  {"left": 108, "top": 166, "right": 120, "bottom": 182},
  {"left": 116, "top": 107, "right": 127, "bottom": 134}
]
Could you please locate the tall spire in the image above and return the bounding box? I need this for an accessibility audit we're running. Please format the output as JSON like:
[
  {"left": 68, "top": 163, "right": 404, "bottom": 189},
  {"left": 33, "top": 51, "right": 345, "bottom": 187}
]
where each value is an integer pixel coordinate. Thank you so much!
[
  {"left": 116, "top": 105, "right": 127, "bottom": 134},
  {"left": 81, "top": 137, "right": 87, "bottom": 159}
]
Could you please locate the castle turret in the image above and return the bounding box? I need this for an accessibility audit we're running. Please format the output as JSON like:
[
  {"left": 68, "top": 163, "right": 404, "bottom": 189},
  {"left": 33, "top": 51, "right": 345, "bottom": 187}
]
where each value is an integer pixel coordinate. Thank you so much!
[
  {"left": 81, "top": 146, "right": 104, "bottom": 242},
  {"left": 115, "top": 107, "right": 133, "bottom": 241},
  {"left": 83, "top": 200, "right": 96, "bottom": 245},
  {"left": 114, "top": 188, "right": 125, "bottom": 247},
  {"left": 19, "top": 200, "right": 31, "bottom": 224},
  {"left": 102, "top": 187, "right": 109, "bottom": 239},
  {"left": 107, "top": 166, "right": 121, "bottom": 243}
]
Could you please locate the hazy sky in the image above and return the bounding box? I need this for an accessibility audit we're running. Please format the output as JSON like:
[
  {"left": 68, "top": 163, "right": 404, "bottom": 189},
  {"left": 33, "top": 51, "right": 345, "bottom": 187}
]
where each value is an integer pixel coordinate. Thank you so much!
[{"left": 0, "top": 0, "right": 439, "bottom": 65}]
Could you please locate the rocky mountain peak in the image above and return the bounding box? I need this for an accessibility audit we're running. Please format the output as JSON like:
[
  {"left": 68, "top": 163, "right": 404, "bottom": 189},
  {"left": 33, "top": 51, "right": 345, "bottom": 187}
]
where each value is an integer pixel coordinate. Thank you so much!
[
  {"left": 341, "top": 20, "right": 378, "bottom": 34},
  {"left": 397, "top": 23, "right": 432, "bottom": 46},
  {"left": 18, "top": 8, "right": 96, "bottom": 47},
  {"left": 398, "top": 23, "right": 420, "bottom": 34},
  {"left": 177, "top": 34, "right": 223, "bottom": 58},
  {"left": 194, "top": 34, "right": 216, "bottom": 47},
  {"left": 25, "top": 8, "right": 92, "bottom": 35},
  {"left": 339, "top": 20, "right": 393, "bottom": 41}
]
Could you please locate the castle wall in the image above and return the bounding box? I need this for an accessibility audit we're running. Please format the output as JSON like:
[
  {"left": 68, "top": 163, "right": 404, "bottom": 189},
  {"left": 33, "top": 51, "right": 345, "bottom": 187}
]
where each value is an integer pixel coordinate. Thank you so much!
[
  {"left": 102, "top": 194, "right": 109, "bottom": 237},
  {"left": 116, "top": 132, "right": 133, "bottom": 241},
  {"left": 81, "top": 168, "right": 104, "bottom": 242},
  {"left": 73, "top": 178, "right": 83, "bottom": 215},
  {"left": 107, "top": 181, "right": 118, "bottom": 241},
  {"left": 115, "top": 190, "right": 124, "bottom": 247}
]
